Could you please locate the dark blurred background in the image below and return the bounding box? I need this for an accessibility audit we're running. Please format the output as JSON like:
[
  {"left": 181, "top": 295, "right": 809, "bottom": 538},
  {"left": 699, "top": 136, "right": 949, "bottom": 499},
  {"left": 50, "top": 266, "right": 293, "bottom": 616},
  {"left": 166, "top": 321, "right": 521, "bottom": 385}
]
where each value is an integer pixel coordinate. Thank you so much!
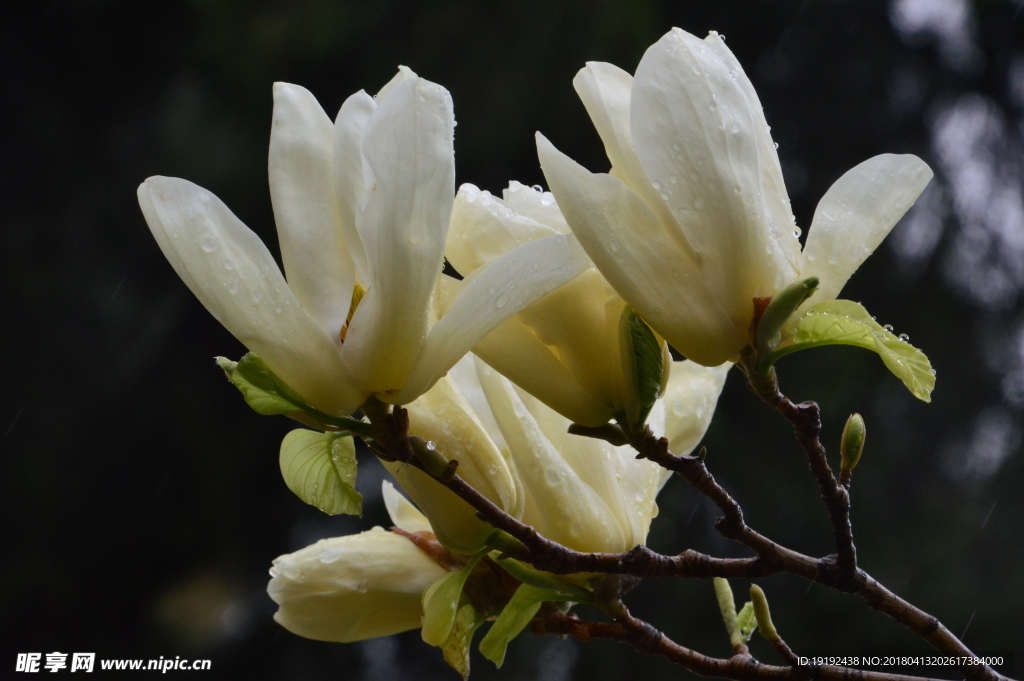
[{"left": 2, "top": 0, "right": 1023, "bottom": 679}]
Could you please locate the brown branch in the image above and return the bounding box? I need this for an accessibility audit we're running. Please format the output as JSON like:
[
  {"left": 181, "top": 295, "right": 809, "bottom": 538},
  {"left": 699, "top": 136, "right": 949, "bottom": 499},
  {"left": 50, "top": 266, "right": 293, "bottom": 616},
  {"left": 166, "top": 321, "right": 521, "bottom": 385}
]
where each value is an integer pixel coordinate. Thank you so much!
[
  {"left": 364, "top": 401, "right": 1010, "bottom": 681},
  {"left": 534, "top": 609, "right": 947, "bottom": 681}
]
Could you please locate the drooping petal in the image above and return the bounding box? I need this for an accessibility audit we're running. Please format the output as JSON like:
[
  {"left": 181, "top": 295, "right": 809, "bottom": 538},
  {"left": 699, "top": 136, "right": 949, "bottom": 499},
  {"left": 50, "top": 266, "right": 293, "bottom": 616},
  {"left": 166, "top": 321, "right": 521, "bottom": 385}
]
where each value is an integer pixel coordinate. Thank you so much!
[
  {"left": 138, "top": 177, "right": 365, "bottom": 415},
  {"left": 800, "top": 154, "right": 934, "bottom": 307},
  {"left": 446, "top": 183, "right": 558, "bottom": 276},
  {"left": 631, "top": 28, "right": 797, "bottom": 327},
  {"left": 702, "top": 32, "right": 802, "bottom": 274},
  {"left": 333, "top": 89, "right": 376, "bottom": 285},
  {"left": 537, "top": 133, "right": 746, "bottom": 366},
  {"left": 475, "top": 362, "right": 627, "bottom": 553},
  {"left": 342, "top": 76, "right": 455, "bottom": 394},
  {"left": 662, "top": 360, "right": 731, "bottom": 458},
  {"left": 382, "top": 480, "right": 433, "bottom": 534},
  {"left": 394, "top": 233, "right": 591, "bottom": 404},
  {"left": 269, "top": 83, "right": 356, "bottom": 340},
  {"left": 268, "top": 528, "right": 446, "bottom": 642}
]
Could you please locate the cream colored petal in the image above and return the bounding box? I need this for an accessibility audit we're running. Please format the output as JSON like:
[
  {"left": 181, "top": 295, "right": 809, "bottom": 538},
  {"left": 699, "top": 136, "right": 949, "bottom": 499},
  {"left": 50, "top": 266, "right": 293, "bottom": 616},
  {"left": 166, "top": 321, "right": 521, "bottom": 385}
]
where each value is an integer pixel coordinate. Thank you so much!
[
  {"left": 333, "top": 89, "right": 375, "bottom": 285},
  {"left": 800, "top": 154, "right": 934, "bottom": 307},
  {"left": 138, "top": 177, "right": 365, "bottom": 415},
  {"left": 663, "top": 360, "right": 730, "bottom": 457},
  {"left": 537, "top": 134, "right": 746, "bottom": 366},
  {"left": 475, "top": 362, "right": 628, "bottom": 553},
  {"left": 502, "top": 180, "right": 570, "bottom": 233},
  {"left": 342, "top": 77, "right": 455, "bottom": 394},
  {"left": 269, "top": 83, "right": 356, "bottom": 339},
  {"left": 473, "top": 313, "right": 614, "bottom": 427},
  {"left": 446, "top": 183, "right": 558, "bottom": 276},
  {"left": 382, "top": 480, "right": 433, "bottom": 534},
  {"left": 394, "top": 233, "right": 591, "bottom": 404},
  {"left": 631, "top": 28, "right": 797, "bottom": 327},
  {"left": 573, "top": 61, "right": 697, "bottom": 264},
  {"left": 516, "top": 268, "right": 626, "bottom": 411},
  {"left": 376, "top": 65, "right": 418, "bottom": 101},
  {"left": 449, "top": 353, "right": 507, "bottom": 451},
  {"left": 268, "top": 528, "right": 446, "bottom": 642},
  {"left": 385, "top": 374, "right": 517, "bottom": 553},
  {"left": 702, "top": 33, "right": 802, "bottom": 274}
]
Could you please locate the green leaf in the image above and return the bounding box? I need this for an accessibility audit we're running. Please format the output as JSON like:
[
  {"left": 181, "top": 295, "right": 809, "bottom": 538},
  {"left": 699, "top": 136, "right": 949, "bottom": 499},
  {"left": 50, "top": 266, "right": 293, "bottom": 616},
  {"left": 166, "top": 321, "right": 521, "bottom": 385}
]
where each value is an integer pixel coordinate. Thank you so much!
[
  {"left": 619, "top": 306, "right": 666, "bottom": 429},
  {"left": 441, "top": 604, "right": 486, "bottom": 681},
  {"left": 279, "top": 429, "right": 362, "bottom": 516},
  {"left": 770, "top": 300, "right": 935, "bottom": 402},
  {"left": 494, "top": 556, "right": 595, "bottom": 603},
  {"left": 479, "top": 584, "right": 565, "bottom": 668},
  {"left": 754, "top": 276, "right": 819, "bottom": 372},
  {"left": 216, "top": 353, "right": 372, "bottom": 435},
  {"left": 422, "top": 552, "right": 487, "bottom": 647},
  {"left": 736, "top": 601, "right": 757, "bottom": 643}
]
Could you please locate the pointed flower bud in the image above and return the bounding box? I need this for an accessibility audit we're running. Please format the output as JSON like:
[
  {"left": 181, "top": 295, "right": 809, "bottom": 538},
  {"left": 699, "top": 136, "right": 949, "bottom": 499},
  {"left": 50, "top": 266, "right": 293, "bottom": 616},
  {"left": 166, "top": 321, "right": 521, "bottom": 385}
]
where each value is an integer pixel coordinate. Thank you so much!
[
  {"left": 841, "top": 413, "right": 866, "bottom": 474},
  {"left": 750, "top": 584, "right": 778, "bottom": 641}
]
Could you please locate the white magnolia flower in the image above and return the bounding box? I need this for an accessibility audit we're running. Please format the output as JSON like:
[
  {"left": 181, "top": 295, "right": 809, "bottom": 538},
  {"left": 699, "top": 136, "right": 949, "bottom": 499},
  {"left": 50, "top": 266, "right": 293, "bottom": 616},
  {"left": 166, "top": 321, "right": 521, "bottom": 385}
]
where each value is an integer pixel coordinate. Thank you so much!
[
  {"left": 537, "top": 28, "right": 934, "bottom": 366},
  {"left": 386, "top": 354, "right": 729, "bottom": 554},
  {"left": 445, "top": 181, "right": 670, "bottom": 427},
  {"left": 267, "top": 484, "right": 444, "bottom": 643},
  {"left": 139, "top": 68, "right": 588, "bottom": 416}
]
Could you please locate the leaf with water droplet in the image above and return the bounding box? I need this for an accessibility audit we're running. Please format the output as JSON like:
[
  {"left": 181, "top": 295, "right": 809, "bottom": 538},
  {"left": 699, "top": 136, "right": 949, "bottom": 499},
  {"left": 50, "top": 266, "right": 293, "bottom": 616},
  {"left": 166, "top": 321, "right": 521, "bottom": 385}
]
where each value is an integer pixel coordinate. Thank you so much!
[
  {"left": 279, "top": 428, "right": 362, "bottom": 515},
  {"left": 770, "top": 300, "right": 934, "bottom": 402},
  {"left": 736, "top": 601, "right": 757, "bottom": 643}
]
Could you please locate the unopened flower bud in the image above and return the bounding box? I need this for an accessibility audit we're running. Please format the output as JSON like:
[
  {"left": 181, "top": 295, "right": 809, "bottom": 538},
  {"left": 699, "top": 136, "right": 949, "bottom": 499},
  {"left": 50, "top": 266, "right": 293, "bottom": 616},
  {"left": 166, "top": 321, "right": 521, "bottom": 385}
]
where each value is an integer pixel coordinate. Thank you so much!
[
  {"left": 840, "top": 413, "right": 866, "bottom": 474},
  {"left": 750, "top": 584, "right": 778, "bottom": 641}
]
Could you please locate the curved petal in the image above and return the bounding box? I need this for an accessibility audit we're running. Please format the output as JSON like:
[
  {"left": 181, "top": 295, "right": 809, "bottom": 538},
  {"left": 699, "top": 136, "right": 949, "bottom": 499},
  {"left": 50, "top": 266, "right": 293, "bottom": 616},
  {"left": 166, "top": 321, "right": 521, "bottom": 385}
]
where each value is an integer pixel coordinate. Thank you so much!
[
  {"left": 138, "top": 176, "right": 364, "bottom": 415},
  {"left": 515, "top": 269, "right": 626, "bottom": 412},
  {"left": 631, "top": 28, "right": 797, "bottom": 326},
  {"left": 382, "top": 480, "right": 433, "bottom": 534},
  {"left": 394, "top": 233, "right": 591, "bottom": 404},
  {"left": 573, "top": 61, "right": 697, "bottom": 263},
  {"left": 385, "top": 375, "right": 517, "bottom": 553},
  {"left": 502, "top": 181, "right": 570, "bottom": 233},
  {"left": 663, "top": 360, "right": 730, "bottom": 458},
  {"left": 342, "top": 77, "right": 455, "bottom": 394},
  {"left": 268, "top": 528, "right": 446, "bottom": 642},
  {"left": 475, "top": 363, "right": 628, "bottom": 553},
  {"left": 447, "top": 183, "right": 558, "bottom": 276},
  {"left": 702, "top": 32, "right": 801, "bottom": 274},
  {"left": 473, "top": 314, "right": 614, "bottom": 427},
  {"left": 537, "top": 133, "right": 746, "bottom": 366},
  {"left": 269, "top": 83, "right": 356, "bottom": 340},
  {"left": 333, "top": 90, "right": 376, "bottom": 285},
  {"left": 800, "top": 154, "right": 934, "bottom": 307}
]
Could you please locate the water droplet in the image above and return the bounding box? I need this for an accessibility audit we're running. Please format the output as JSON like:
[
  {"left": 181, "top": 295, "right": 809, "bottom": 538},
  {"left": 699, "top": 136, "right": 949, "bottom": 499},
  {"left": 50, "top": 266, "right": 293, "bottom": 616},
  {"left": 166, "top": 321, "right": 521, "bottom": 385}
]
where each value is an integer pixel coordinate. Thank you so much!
[
  {"left": 540, "top": 194, "right": 556, "bottom": 206},
  {"left": 898, "top": 333, "right": 910, "bottom": 342},
  {"left": 609, "top": 239, "right": 620, "bottom": 253},
  {"left": 652, "top": 180, "right": 662, "bottom": 190},
  {"left": 883, "top": 324, "right": 894, "bottom": 332},
  {"left": 227, "top": 280, "right": 238, "bottom": 294},
  {"left": 660, "top": 192, "right": 669, "bottom": 200},
  {"left": 224, "top": 259, "right": 235, "bottom": 270},
  {"left": 544, "top": 467, "right": 563, "bottom": 485},
  {"left": 669, "top": 175, "right": 678, "bottom": 185},
  {"left": 774, "top": 142, "right": 780, "bottom": 150},
  {"left": 200, "top": 234, "right": 219, "bottom": 253},
  {"left": 275, "top": 305, "right": 283, "bottom": 314},
  {"left": 531, "top": 184, "right": 543, "bottom": 192},
  {"left": 488, "top": 465, "right": 498, "bottom": 476}
]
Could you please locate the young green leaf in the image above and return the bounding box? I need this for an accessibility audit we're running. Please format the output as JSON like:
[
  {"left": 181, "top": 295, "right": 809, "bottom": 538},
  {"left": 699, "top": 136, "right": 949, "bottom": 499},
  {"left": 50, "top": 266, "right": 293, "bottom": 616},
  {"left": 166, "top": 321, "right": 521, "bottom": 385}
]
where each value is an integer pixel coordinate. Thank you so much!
[
  {"left": 619, "top": 306, "right": 667, "bottom": 430},
  {"left": 279, "top": 429, "right": 362, "bottom": 516},
  {"left": 479, "top": 584, "right": 566, "bottom": 667},
  {"left": 422, "top": 552, "right": 487, "bottom": 647},
  {"left": 217, "top": 353, "right": 372, "bottom": 435},
  {"left": 736, "top": 601, "right": 757, "bottom": 643},
  {"left": 770, "top": 300, "right": 935, "bottom": 402},
  {"left": 441, "top": 603, "right": 486, "bottom": 681}
]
